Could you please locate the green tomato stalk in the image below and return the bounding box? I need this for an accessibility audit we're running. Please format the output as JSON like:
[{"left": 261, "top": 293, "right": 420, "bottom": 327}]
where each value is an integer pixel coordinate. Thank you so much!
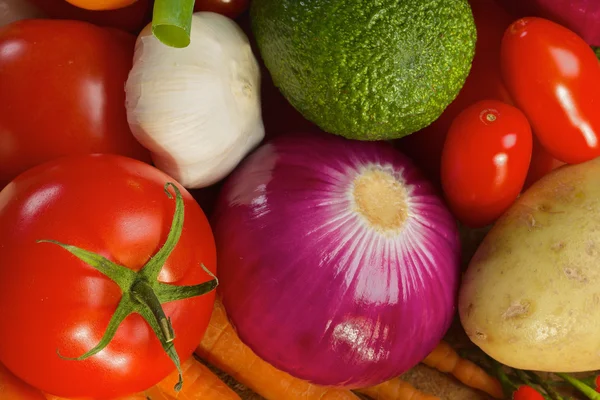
[{"left": 37, "top": 182, "right": 218, "bottom": 392}]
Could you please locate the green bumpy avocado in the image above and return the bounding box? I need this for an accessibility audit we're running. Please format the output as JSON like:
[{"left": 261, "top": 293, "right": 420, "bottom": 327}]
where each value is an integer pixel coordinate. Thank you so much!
[{"left": 251, "top": 0, "right": 477, "bottom": 141}]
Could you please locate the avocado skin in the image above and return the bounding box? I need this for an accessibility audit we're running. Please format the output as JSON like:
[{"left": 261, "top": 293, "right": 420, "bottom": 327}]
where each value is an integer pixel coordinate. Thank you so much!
[{"left": 251, "top": 0, "right": 477, "bottom": 141}]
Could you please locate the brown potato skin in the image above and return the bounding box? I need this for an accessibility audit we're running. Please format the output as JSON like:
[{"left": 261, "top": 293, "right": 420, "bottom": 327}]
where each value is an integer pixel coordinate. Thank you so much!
[{"left": 459, "top": 157, "right": 600, "bottom": 372}]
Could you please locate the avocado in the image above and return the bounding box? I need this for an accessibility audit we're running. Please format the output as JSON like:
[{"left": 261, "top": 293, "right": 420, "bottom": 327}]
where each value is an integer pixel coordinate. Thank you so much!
[{"left": 250, "top": 0, "right": 477, "bottom": 141}]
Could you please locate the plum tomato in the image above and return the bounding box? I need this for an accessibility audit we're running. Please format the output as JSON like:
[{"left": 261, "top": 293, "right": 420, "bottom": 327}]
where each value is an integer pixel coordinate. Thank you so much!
[{"left": 441, "top": 100, "right": 533, "bottom": 228}]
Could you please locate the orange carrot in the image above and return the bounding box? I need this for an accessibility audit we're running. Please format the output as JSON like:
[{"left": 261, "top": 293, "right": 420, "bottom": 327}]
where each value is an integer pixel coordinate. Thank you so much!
[
  {"left": 0, "top": 362, "right": 47, "bottom": 400},
  {"left": 196, "top": 298, "right": 360, "bottom": 400},
  {"left": 357, "top": 379, "right": 440, "bottom": 400},
  {"left": 422, "top": 341, "right": 504, "bottom": 399},
  {"left": 44, "top": 357, "right": 237, "bottom": 400},
  {"left": 153, "top": 354, "right": 241, "bottom": 400}
]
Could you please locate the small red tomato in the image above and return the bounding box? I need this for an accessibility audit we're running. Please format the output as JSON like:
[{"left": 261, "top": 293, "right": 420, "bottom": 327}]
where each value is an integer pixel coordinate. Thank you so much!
[
  {"left": 595, "top": 374, "right": 600, "bottom": 392},
  {"left": 513, "top": 385, "right": 545, "bottom": 400},
  {"left": 441, "top": 100, "right": 533, "bottom": 228},
  {"left": 193, "top": 0, "right": 249, "bottom": 19},
  {"left": 501, "top": 17, "right": 600, "bottom": 164}
]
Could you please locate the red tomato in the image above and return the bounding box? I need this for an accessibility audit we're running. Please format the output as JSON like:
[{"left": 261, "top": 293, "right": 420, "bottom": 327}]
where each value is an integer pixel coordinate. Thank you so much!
[
  {"left": 512, "top": 385, "right": 545, "bottom": 400},
  {"left": 0, "top": 20, "right": 151, "bottom": 189},
  {"left": 26, "top": 0, "right": 151, "bottom": 33},
  {"left": 395, "top": 0, "right": 514, "bottom": 188},
  {"left": 0, "top": 362, "right": 46, "bottom": 400},
  {"left": 501, "top": 17, "right": 600, "bottom": 164},
  {"left": 523, "top": 135, "right": 566, "bottom": 191},
  {"left": 441, "top": 100, "right": 533, "bottom": 228},
  {"left": 0, "top": 154, "right": 217, "bottom": 399},
  {"left": 193, "top": 0, "right": 249, "bottom": 19}
]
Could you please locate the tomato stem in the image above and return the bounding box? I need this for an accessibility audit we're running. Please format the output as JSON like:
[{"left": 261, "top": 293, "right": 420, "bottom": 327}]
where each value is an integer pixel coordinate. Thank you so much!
[
  {"left": 36, "top": 182, "right": 217, "bottom": 393},
  {"left": 131, "top": 280, "right": 175, "bottom": 343},
  {"left": 555, "top": 373, "right": 600, "bottom": 400}
]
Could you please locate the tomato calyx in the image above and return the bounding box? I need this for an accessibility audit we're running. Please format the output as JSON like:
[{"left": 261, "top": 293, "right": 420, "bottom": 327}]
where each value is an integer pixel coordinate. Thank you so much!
[{"left": 37, "top": 182, "right": 218, "bottom": 392}]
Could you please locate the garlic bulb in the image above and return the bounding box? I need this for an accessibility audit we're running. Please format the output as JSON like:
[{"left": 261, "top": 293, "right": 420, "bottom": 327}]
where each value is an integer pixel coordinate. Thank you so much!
[
  {"left": 0, "top": 0, "right": 45, "bottom": 27},
  {"left": 125, "top": 12, "right": 264, "bottom": 189}
]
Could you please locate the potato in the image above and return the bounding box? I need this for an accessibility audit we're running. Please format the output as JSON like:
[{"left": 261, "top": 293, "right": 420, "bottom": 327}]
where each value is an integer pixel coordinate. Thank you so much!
[{"left": 459, "top": 157, "right": 600, "bottom": 372}]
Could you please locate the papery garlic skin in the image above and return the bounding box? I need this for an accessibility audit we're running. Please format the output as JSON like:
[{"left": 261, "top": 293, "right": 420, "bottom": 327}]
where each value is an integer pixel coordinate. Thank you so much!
[
  {"left": 0, "top": 0, "right": 45, "bottom": 27},
  {"left": 125, "top": 12, "right": 264, "bottom": 189}
]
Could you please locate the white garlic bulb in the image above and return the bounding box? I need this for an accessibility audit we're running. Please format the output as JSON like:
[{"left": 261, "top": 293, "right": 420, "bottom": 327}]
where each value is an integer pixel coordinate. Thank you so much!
[{"left": 125, "top": 12, "right": 265, "bottom": 189}]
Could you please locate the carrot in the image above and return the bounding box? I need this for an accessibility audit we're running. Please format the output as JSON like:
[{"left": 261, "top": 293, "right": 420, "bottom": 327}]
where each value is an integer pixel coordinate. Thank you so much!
[
  {"left": 196, "top": 298, "right": 360, "bottom": 400},
  {"left": 356, "top": 379, "right": 440, "bottom": 400},
  {"left": 0, "top": 362, "right": 47, "bottom": 400},
  {"left": 153, "top": 354, "right": 241, "bottom": 400},
  {"left": 422, "top": 341, "right": 504, "bottom": 399}
]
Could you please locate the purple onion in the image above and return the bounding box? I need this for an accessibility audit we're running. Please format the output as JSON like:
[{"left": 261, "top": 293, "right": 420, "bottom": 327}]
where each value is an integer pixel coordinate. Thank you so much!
[{"left": 212, "top": 132, "right": 461, "bottom": 387}]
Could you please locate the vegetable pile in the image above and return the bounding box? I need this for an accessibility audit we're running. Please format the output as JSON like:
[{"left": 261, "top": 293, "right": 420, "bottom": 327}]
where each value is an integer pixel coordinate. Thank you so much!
[{"left": 2, "top": 0, "right": 600, "bottom": 399}]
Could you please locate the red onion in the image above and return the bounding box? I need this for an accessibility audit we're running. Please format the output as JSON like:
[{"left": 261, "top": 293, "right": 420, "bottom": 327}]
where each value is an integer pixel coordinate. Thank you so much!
[
  {"left": 212, "top": 132, "right": 461, "bottom": 387},
  {"left": 496, "top": 0, "right": 600, "bottom": 46}
]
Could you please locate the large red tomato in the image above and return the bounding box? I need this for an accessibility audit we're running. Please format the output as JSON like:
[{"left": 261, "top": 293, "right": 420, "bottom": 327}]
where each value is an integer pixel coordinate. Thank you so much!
[
  {"left": 395, "top": 0, "right": 514, "bottom": 187},
  {"left": 0, "top": 362, "right": 46, "bottom": 400},
  {"left": 0, "top": 154, "right": 217, "bottom": 399},
  {"left": 0, "top": 20, "right": 151, "bottom": 189},
  {"left": 501, "top": 17, "right": 600, "bottom": 164}
]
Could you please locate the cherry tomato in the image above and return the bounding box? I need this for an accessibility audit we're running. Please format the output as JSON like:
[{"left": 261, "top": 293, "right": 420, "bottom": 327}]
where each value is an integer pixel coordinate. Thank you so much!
[
  {"left": 26, "top": 0, "right": 151, "bottom": 33},
  {"left": 501, "top": 17, "right": 600, "bottom": 164},
  {"left": 0, "top": 362, "right": 46, "bottom": 400},
  {"left": 441, "top": 100, "right": 533, "bottom": 228},
  {"left": 395, "top": 0, "right": 514, "bottom": 188},
  {"left": 0, "top": 154, "right": 217, "bottom": 398},
  {"left": 523, "top": 135, "right": 566, "bottom": 191},
  {"left": 194, "top": 0, "right": 249, "bottom": 19},
  {"left": 512, "top": 385, "right": 545, "bottom": 400},
  {"left": 0, "top": 20, "right": 151, "bottom": 189}
]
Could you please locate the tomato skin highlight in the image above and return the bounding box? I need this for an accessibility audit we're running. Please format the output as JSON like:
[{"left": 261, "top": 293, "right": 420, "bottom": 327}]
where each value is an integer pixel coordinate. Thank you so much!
[
  {"left": 0, "top": 155, "right": 216, "bottom": 399},
  {"left": 441, "top": 100, "right": 533, "bottom": 228},
  {"left": 501, "top": 17, "right": 600, "bottom": 165},
  {"left": 0, "top": 19, "right": 151, "bottom": 189}
]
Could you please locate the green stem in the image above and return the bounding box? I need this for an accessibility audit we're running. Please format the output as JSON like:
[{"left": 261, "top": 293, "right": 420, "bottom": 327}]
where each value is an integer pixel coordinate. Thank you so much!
[
  {"left": 555, "top": 373, "right": 600, "bottom": 400},
  {"left": 140, "top": 183, "right": 185, "bottom": 282},
  {"left": 37, "top": 181, "right": 218, "bottom": 393},
  {"left": 515, "top": 369, "right": 535, "bottom": 387},
  {"left": 151, "top": 0, "right": 195, "bottom": 48},
  {"left": 525, "top": 371, "right": 564, "bottom": 400},
  {"left": 492, "top": 359, "right": 518, "bottom": 397},
  {"left": 132, "top": 280, "right": 175, "bottom": 343}
]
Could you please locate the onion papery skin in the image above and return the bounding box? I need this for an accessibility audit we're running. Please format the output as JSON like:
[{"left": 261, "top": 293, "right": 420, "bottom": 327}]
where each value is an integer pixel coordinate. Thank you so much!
[{"left": 213, "top": 132, "right": 461, "bottom": 388}]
